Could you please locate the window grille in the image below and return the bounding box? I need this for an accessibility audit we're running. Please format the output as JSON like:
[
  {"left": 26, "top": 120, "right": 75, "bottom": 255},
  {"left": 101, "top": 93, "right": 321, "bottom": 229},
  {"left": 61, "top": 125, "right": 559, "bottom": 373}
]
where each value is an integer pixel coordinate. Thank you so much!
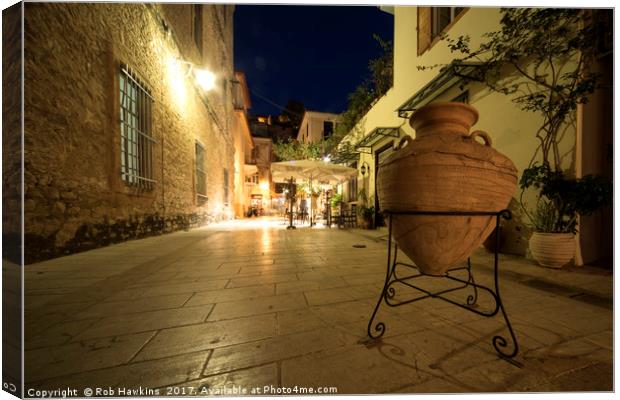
[
  {"left": 119, "top": 64, "right": 155, "bottom": 190},
  {"left": 195, "top": 142, "right": 207, "bottom": 205}
]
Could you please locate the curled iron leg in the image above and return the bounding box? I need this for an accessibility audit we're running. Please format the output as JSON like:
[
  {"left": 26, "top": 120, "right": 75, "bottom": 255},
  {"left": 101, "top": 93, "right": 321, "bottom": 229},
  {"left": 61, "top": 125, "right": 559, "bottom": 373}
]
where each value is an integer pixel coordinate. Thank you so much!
[
  {"left": 465, "top": 258, "right": 479, "bottom": 306},
  {"left": 367, "top": 217, "right": 395, "bottom": 340},
  {"left": 491, "top": 210, "right": 518, "bottom": 358}
]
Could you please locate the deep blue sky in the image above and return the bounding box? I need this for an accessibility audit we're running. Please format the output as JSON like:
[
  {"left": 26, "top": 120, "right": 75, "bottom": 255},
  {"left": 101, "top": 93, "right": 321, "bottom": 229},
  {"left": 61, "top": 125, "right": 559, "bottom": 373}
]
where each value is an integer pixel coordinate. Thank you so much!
[{"left": 234, "top": 5, "right": 394, "bottom": 116}]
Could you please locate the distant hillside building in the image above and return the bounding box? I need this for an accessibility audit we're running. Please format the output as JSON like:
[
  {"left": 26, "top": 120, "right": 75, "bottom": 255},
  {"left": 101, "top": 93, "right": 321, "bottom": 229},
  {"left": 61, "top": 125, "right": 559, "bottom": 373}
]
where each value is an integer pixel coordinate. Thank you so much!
[
  {"left": 296, "top": 110, "right": 340, "bottom": 143},
  {"left": 248, "top": 113, "right": 297, "bottom": 143}
]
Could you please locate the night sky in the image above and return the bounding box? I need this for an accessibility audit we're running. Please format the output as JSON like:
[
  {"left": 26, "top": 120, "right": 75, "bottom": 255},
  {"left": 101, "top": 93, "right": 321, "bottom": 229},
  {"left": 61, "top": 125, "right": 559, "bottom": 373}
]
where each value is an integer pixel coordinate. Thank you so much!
[{"left": 233, "top": 5, "right": 394, "bottom": 116}]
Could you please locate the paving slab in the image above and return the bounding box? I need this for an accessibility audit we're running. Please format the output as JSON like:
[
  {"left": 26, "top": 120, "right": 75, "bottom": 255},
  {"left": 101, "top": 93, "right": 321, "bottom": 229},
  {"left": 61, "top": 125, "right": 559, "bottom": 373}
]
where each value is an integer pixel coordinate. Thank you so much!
[
  {"left": 30, "top": 350, "right": 211, "bottom": 394},
  {"left": 133, "top": 314, "right": 277, "bottom": 362},
  {"left": 25, "top": 332, "right": 156, "bottom": 382}
]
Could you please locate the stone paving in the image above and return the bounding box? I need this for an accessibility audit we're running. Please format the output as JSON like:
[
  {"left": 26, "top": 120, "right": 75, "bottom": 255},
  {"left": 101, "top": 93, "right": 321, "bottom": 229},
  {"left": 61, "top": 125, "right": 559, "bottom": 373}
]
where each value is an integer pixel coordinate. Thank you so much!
[{"left": 23, "top": 217, "right": 613, "bottom": 395}]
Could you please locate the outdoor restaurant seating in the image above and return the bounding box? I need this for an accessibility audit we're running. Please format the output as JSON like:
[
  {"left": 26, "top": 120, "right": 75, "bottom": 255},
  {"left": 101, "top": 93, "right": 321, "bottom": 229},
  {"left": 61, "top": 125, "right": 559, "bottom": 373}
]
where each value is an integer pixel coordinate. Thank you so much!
[{"left": 331, "top": 203, "right": 357, "bottom": 228}]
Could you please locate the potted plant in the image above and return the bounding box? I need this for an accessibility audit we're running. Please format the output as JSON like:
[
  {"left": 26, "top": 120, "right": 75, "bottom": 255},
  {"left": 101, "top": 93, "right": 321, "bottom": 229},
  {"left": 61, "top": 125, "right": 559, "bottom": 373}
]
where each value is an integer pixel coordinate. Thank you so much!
[
  {"left": 434, "top": 9, "right": 612, "bottom": 267},
  {"left": 356, "top": 188, "right": 375, "bottom": 229},
  {"left": 520, "top": 164, "right": 611, "bottom": 267},
  {"left": 330, "top": 192, "right": 343, "bottom": 209}
]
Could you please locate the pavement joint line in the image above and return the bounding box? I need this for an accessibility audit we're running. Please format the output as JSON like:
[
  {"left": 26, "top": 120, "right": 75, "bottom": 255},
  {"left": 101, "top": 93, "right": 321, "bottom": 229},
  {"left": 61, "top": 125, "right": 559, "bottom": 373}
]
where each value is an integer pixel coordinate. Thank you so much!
[
  {"left": 66, "top": 300, "right": 200, "bottom": 319},
  {"left": 182, "top": 293, "right": 197, "bottom": 307},
  {"left": 301, "top": 292, "right": 311, "bottom": 308},
  {"left": 26, "top": 346, "right": 215, "bottom": 387},
  {"left": 202, "top": 341, "right": 353, "bottom": 378},
  {"left": 194, "top": 360, "right": 277, "bottom": 382},
  {"left": 199, "top": 349, "right": 215, "bottom": 377},
  {"left": 277, "top": 360, "right": 282, "bottom": 387},
  {"left": 25, "top": 317, "right": 104, "bottom": 351},
  {"left": 202, "top": 304, "right": 215, "bottom": 323},
  {"left": 60, "top": 309, "right": 218, "bottom": 344},
  {"left": 127, "top": 331, "right": 159, "bottom": 363},
  {"left": 26, "top": 232, "right": 224, "bottom": 337}
]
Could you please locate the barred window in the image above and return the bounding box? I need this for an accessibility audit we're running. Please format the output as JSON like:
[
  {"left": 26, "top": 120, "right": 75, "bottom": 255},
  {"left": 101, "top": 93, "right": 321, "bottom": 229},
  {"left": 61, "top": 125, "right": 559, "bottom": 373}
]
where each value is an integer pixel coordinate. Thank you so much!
[
  {"left": 119, "top": 65, "right": 155, "bottom": 189},
  {"left": 195, "top": 142, "right": 207, "bottom": 205}
]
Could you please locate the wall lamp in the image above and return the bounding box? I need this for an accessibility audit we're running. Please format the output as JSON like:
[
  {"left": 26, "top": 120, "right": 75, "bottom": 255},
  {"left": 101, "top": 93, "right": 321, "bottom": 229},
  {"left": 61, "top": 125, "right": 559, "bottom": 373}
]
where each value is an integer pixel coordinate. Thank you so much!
[
  {"left": 360, "top": 161, "right": 369, "bottom": 177},
  {"left": 193, "top": 68, "right": 216, "bottom": 91},
  {"left": 176, "top": 58, "right": 216, "bottom": 92}
]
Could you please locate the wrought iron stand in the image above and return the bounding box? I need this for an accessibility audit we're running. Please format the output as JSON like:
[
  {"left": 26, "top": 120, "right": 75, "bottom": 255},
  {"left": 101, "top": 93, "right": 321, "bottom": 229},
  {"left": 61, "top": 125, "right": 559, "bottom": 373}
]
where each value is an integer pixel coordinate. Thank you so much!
[{"left": 366, "top": 209, "right": 519, "bottom": 359}]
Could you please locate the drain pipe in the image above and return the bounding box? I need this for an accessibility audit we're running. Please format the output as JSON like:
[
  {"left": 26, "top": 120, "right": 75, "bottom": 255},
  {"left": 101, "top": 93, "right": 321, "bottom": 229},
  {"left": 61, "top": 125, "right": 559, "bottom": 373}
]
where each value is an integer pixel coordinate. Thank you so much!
[{"left": 574, "top": 104, "right": 583, "bottom": 266}]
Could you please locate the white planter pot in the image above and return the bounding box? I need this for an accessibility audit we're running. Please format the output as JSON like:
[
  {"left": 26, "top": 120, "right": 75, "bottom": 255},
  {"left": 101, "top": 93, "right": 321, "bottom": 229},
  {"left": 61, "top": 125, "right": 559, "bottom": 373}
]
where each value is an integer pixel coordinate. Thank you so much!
[{"left": 529, "top": 232, "right": 575, "bottom": 268}]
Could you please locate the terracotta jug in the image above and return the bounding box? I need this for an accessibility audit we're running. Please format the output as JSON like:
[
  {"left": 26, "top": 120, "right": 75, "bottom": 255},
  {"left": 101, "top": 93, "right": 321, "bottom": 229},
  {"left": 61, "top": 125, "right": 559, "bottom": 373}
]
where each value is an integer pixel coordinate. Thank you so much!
[{"left": 377, "top": 102, "right": 518, "bottom": 275}]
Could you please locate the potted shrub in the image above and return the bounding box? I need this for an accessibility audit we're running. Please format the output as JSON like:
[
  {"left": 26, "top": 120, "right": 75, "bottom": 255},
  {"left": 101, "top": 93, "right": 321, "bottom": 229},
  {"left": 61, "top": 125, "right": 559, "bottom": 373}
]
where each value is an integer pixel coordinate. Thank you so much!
[
  {"left": 520, "top": 164, "right": 611, "bottom": 267},
  {"left": 330, "top": 192, "right": 343, "bottom": 209},
  {"left": 434, "top": 9, "right": 612, "bottom": 267},
  {"left": 356, "top": 188, "right": 375, "bottom": 229}
]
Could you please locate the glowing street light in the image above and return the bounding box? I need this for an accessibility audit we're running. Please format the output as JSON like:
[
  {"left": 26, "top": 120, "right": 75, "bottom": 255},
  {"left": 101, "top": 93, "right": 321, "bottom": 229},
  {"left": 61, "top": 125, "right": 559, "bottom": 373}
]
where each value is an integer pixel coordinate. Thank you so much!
[
  {"left": 193, "top": 68, "right": 216, "bottom": 91},
  {"left": 259, "top": 181, "right": 269, "bottom": 191}
]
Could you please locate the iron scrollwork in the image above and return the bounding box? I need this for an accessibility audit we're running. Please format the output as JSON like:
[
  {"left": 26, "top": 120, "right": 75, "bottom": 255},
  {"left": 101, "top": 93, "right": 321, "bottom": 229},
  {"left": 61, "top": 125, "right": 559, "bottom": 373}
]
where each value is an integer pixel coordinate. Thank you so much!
[{"left": 366, "top": 209, "right": 519, "bottom": 359}]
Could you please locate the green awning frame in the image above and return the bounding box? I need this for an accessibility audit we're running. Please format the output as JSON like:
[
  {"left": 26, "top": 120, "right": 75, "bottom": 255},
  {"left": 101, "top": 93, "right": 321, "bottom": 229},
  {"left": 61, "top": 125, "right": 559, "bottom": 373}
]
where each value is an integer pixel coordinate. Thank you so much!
[
  {"left": 396, "top": 61, "right": 483, "bottom": 119},
  {"left": 330, "top": 151, "right": 359, "bottom": 164},
  {"left": 355, "top": 127, "right": 401, "bottom": 154}
]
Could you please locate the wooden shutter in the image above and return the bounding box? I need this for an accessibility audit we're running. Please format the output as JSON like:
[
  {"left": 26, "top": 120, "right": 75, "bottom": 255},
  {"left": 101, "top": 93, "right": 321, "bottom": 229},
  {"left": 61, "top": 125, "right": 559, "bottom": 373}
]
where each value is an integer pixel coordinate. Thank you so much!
[{"left": 417, "top": 7, "right": 432, "bottom": 55}]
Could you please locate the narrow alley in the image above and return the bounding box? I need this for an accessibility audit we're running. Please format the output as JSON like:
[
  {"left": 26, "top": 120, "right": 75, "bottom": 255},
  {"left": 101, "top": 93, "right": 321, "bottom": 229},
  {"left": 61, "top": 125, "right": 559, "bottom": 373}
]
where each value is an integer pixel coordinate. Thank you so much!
[{"left": 24, "top": 219, "right": 612, "bottom": 394}]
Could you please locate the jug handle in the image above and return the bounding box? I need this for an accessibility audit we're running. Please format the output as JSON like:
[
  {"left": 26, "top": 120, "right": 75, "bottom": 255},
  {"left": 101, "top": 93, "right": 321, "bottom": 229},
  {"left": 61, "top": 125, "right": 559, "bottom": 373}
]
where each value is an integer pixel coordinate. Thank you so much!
[
  {"left": 470, "top": 130, "right": 493, "bottom": 147},
  {"left": 396, "top": 135, "right": 413, "bottom": 149}
]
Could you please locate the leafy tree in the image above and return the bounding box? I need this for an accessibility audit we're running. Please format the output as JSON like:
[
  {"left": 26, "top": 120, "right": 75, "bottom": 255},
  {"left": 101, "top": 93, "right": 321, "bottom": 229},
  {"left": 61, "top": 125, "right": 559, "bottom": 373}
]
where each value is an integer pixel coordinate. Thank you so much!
[
  {"left": 273, "top": 35, "right": 393, "bottom": 162},
  {"left": 272, "top": 138, "right": 322, "bottom": 161},
  {"left": 329, "top": 35, "right": 393, "bottom": 157}
]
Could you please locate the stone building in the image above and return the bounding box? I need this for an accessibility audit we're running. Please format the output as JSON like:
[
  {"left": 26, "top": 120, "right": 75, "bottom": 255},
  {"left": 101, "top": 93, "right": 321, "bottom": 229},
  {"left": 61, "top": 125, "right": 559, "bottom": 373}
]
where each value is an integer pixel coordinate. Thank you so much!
[
  {"left": 296, "top": 110, "right": 340, "bottom": 143},
  {"left": 231, "top": 71, "right": 255, "bottom": 218},
  {"left": 16, "top": 3, "right": 237, "bottom": 262},
  {"left": 245, "top": 135, "right": 275, "bottom": 214}
]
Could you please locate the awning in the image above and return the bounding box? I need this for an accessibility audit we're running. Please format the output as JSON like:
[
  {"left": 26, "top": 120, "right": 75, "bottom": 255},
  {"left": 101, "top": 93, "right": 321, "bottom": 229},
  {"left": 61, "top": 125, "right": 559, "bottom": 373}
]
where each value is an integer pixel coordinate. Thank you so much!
[
  {"left": 244, "top": 163, "right": 258, "bottom": 175},
  {"left": 330, "top": 141, "right": 359, "bottom": 164},
  {"left": 355, "top": 127, "right": 400, "bottom": 154},
  {"left": 396, "top": 61, "right": 483, "bottom": 118},
  {"left": 330, "top": 152, "right": 359, "bottom": 164},
  {"left": 271, "top": 159, "right": 357, "bottom": 184}
]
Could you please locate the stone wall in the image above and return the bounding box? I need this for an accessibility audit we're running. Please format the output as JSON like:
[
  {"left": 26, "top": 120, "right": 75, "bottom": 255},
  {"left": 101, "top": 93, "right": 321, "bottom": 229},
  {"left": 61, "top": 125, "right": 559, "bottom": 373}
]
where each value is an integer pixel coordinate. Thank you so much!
[{"left": 22, "top": 3, "right": 236, "bottom": 263}]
